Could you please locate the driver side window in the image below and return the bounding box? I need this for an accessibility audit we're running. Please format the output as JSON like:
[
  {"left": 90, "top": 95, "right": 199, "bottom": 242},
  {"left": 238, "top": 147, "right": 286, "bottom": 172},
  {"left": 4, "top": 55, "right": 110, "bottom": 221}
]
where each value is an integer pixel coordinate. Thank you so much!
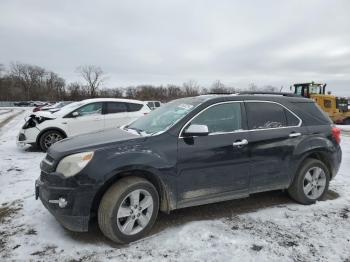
[
  {"left": 76, "top": 103, "right": 102, "bottom": 117},
  {"left": 190, "top": 102, "right": 242, "bottom": 134}
]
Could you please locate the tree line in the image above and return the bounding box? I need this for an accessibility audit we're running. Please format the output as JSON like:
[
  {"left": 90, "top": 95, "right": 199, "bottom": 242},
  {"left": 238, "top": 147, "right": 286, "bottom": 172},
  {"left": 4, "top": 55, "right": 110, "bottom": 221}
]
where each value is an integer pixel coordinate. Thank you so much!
[{"left": 0, "top": 62, "right": 279, "bottom": 102}]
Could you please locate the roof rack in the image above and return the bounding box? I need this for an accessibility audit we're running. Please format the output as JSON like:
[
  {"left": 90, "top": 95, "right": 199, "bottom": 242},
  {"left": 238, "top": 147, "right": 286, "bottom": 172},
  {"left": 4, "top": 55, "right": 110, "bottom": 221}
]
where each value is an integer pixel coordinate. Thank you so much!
[
  {"left": 207, "top": 92, "right": 235, "bottom": 95},
  {"left": 237, "top": 91, "right": 299, "bottom": 97}
]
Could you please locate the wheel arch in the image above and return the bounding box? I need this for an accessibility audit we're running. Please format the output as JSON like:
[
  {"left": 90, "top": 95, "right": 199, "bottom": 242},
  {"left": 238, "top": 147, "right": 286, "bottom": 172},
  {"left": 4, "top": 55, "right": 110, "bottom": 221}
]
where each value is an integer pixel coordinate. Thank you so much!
[
  {"left": 36, "top": 127, "right": 67, "bottom": 145},
  {"left": 91, "top": 169, "right": 173, "bottom": 217},
  {"left": 296, "top": 150, "right": 334, "bottom": 179}
]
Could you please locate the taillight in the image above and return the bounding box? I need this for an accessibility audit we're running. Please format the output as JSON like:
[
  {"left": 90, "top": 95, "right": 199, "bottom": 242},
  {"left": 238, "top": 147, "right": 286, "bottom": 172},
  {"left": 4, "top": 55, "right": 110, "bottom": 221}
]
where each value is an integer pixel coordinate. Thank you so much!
[
  {"left": 332, "top": 126, "right": 341, "bottom": 144},
  {"left": 143, "top": 113, "right": 148, "bottom": 115},
  {"left": 33, "top": 107, "right": 40, "bottom": 112}
]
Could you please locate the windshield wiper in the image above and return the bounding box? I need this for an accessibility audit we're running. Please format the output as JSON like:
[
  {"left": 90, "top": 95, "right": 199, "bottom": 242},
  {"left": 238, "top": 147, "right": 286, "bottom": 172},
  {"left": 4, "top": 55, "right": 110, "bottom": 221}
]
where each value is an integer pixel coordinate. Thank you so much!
[{"left": 123, "top": 126, "right": 144, "bottom": 136}]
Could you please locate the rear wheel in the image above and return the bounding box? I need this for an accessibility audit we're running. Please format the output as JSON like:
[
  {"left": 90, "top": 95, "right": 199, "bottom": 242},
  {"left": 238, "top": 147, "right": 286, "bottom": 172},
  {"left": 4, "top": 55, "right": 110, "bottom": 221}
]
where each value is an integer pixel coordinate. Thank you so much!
[
  {"left": 39, "top": 130, "right": 64, "bottom": 151},
  {"left": 288, "top": 158, "right": 330, "bottom": 204},
  {"left": 98, "top": 177, "right": 159, "bottom": 244}
]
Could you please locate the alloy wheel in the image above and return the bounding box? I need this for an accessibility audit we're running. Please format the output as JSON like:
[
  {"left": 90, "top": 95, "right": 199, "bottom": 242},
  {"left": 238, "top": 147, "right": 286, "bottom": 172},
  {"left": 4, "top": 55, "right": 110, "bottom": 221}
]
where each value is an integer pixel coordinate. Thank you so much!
[
  {"left": 303, "top": 166, "right": 327, "bottom": 200},
  {"left": 116, "top": 189, "right": 154, "bottom": 235},
  {"left": 44, "top": 132, "right": 62, "bottom": 148}
]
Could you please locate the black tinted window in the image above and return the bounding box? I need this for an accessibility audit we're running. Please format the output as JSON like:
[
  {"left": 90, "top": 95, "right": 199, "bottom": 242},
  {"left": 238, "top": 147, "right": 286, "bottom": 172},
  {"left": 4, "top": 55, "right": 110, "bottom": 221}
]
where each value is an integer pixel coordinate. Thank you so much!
[
  {"left": 246, "top": 102, "right": 286, "bottom": 129},
  {"left": 190, "top": 103, "right": 242, "bottom": 133},
  {"left": 154, "top": 102, "right": 161, "bottom": 107},
  {"left": 127, "top": 103, "right": 143, "bottom": 112},
  {"left": 285, "top": 109, "right": 300, "bottom": 126},
  {"left": 106, "top": 102, "right": 127, "bottom": 114},
  {"left": 292, "top": 102, "right": 332, "bottom": 125}
]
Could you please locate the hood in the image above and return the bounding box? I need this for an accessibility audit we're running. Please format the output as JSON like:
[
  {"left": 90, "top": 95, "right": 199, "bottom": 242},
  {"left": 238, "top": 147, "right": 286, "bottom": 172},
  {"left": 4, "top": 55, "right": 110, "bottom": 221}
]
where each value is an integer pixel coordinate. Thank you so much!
[
  {"left": 32, "top": 111, "right": 56, "bottom": 119},
  {"left": 48, "top": 128, "right": 144, "bottom": 159}
]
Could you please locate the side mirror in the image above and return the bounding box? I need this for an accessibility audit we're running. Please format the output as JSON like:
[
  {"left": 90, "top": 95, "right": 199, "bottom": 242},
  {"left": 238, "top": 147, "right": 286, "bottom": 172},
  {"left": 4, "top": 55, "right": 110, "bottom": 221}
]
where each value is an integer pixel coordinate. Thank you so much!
[
  {"left": 183, "top": 124, "right": 209, "bottom": 137},
  {"left": 72, "top": 111, "right": 79, "bottom": 117}
]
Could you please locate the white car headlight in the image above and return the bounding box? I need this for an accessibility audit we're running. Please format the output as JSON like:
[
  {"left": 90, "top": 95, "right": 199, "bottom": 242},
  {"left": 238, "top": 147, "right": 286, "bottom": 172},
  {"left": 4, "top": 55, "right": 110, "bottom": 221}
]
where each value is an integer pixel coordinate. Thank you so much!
[{"left": 56, "top": 152, "right": 94, "bottom": 177}]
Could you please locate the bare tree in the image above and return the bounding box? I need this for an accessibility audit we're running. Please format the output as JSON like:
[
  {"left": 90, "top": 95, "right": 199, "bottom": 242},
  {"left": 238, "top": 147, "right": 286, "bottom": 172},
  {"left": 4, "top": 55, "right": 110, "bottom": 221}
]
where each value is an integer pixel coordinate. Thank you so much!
[
  {"left": 9, "top": 62, "right": 46, "bottom": 100},
  {"left": 46, "top": 72, "right": 66, "bottom": 100},
  {"left": 247, "top": 83, "right": 258, "bottom": 92},
  {"left": 76, "top": 65, "right": 105, "bottom": 97},
  {"left": 182, "top": 80, "right": 200, "bottom": 97},
  {"left": 209, "top": 80, "right": 235, "bottom": 93},
  {"left": 0, "top": 64, "right": 5, "bottom": 78}
]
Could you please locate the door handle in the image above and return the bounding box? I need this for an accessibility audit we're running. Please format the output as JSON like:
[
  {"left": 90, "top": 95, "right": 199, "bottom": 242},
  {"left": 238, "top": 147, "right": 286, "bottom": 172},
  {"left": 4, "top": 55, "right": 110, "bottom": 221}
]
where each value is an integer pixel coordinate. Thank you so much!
[
  {"left": 289, "top": 132, "right": 301, "bottom": 138},
  {"left": 233, "top": 139, "right": 248, "bottom": 147}
]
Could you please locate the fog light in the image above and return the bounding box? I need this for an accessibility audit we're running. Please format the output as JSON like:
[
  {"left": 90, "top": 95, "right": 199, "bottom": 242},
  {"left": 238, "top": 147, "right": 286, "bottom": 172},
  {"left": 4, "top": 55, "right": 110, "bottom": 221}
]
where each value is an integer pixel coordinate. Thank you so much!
[
  {"left": 58, "top": 197, "right": 68, "bottom": 208},
  {"left": 49, "top": 197, "right": 68, "bottom": 208}
]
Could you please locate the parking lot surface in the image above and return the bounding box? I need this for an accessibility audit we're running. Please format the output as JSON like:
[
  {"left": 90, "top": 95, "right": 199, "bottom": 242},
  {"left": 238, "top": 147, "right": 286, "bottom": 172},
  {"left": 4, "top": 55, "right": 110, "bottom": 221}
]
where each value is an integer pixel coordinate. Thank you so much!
[{"left": 1, "top": 111, "right": 350, "bottom": 261}]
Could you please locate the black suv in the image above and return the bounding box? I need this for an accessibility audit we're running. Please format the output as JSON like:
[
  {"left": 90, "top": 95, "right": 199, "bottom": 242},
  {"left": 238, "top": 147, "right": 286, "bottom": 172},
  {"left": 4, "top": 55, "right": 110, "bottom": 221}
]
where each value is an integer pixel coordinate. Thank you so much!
[{"left": 36, "top": 94, "right": 342, "bottom": 244}]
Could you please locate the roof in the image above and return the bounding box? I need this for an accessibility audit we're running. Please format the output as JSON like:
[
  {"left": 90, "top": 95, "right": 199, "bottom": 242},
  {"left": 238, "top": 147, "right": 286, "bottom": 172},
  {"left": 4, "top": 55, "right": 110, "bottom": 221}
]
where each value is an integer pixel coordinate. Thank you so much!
[
  {"left": 80, "top": 98, "right": 146, "bottom": 104},
  {"left": 196, "top": 93, "right": 311, "bottom": 103}
]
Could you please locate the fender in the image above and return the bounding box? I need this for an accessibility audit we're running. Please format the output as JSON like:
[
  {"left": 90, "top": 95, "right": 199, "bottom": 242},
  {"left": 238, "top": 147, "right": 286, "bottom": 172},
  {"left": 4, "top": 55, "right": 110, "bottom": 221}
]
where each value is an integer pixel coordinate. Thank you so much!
[
  {"left": 290, "top": 135, "right": 337, "bottom": 183},
  {"left": 89, "top": 145, "right": 178, "bottom": 213}
]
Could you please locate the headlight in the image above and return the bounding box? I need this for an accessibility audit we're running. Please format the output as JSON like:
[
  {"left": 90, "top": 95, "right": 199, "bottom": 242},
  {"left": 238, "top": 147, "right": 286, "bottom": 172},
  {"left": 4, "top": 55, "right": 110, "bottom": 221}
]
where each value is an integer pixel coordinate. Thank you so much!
[{"left": 56, "top": 151, "right": 94, "bottom": 177}]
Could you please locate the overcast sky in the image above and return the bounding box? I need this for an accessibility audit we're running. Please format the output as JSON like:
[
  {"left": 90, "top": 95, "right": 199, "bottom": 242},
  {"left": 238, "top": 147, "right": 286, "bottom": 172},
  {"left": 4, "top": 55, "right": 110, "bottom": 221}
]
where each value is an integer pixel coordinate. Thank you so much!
[{"left": 1, "top": 0, "right": 350, "bottom": 95}]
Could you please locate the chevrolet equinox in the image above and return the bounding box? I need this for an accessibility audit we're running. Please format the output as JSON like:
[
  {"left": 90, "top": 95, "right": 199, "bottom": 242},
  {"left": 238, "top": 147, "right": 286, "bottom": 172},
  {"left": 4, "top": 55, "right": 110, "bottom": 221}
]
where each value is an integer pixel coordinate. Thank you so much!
[{"left": 36, "top": 94, "right": 342, "bottom": 244}]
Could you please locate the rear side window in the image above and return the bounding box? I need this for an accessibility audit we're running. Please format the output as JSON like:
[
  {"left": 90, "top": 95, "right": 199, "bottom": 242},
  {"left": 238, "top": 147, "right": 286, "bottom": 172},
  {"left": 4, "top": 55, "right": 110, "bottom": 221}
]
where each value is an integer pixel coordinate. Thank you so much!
[
  {"left": 292, "top": 102, "right": 332, "bottom": 125},
  {"left": 154, "top": 102, "right": 161, "bottom": 107},
  {"left": 127, "top": 103, "right": 143, "bottom": 112},
  {"left": 106, "top": 102, "right": 127, "bottom": 114},
  {"left": 147, "top": 102, "right": 154, "bottom": 108},
  {"left": 190, "top": 102, "right": 242, "bottom": 134},
  {"left": 285, "top": 109, "right": 300, "bottom": 126},
  {"left": 246, "top": 102, "right": 286, "bottom": 129}
]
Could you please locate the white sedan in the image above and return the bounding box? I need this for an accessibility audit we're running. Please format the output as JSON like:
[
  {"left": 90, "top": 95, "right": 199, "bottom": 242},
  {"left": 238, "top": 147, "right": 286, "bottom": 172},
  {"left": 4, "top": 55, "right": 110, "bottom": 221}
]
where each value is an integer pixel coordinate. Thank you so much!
[{"left": 17, "top": 98, "right": 150, "bottom": 151}]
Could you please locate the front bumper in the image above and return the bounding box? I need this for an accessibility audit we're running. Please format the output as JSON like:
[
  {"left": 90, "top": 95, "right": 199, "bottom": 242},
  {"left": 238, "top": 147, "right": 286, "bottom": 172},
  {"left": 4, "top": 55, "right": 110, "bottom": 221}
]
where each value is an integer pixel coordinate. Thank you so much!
[
  {"left": 35, "top": 176, "right": 96, "bottom": 232},
  {"left": 17, "top": 127, "right": 40, "bottom": 147}
]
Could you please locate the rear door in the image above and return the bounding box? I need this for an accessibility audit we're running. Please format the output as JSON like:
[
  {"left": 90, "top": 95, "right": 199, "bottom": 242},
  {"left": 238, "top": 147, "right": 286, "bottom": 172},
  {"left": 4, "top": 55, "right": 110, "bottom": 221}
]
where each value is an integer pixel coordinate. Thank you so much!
[
  {"left": 177, "top": 102, "right": 251, "bottom": 207},
  {"left": 104, "top": 102, "right": 130, "bottom": 128},
  {"left": 245, "top": 101, "right": 302, "bottom": 193},
  {"left": 126, "top": 102, "right": 147, "bottom": 123}
]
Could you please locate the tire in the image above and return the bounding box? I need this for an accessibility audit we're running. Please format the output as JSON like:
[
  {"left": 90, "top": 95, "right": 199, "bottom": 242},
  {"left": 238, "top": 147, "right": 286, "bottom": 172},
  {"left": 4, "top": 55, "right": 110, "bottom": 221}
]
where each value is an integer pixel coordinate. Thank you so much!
[
  {"left": 288, "top": 158, "right": 330, "bottom": 205},
  {"left": 38, "top": 130, "right": 64, "bottom": 152},
  {"left": 98, "top": 176, "right": 159, "bottom": 244}
]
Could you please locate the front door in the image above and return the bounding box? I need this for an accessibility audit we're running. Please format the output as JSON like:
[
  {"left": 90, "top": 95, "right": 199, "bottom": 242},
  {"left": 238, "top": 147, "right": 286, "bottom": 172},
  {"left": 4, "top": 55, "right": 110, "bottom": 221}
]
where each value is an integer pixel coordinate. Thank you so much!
[
  {"left": 176, "top": 102, "right": 251, "bottom": 207},
  {"left": 66, "top": 102, "right": 104, "bottom": 136}
]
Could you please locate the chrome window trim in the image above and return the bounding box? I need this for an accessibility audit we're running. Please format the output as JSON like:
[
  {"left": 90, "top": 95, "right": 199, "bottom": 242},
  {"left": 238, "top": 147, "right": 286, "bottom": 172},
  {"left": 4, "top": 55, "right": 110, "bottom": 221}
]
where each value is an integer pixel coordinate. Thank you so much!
[
  {"left": 178, "top": 100, "right": 302, "bottom": 139},
  {"left": 178, "top": 101, "right": 243, "bottom": 138}
]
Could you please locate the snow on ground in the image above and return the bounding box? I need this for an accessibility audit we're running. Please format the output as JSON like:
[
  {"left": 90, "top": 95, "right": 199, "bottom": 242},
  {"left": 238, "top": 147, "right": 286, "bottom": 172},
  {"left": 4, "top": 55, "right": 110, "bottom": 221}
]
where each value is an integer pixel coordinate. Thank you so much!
[
  {"left": 0, "top": 112, "right": 350, "bottom": 261},
  {"left": 0, "top": 108, "right": 23, "bottom": 123}
]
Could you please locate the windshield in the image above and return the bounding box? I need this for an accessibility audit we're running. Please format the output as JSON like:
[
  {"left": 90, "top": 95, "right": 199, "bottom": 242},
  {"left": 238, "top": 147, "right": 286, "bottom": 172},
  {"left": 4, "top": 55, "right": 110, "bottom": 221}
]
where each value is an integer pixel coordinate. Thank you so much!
[
  {"left": 53, "top": 101, "right": 84, "bottom": 116},
  {"left": 126, "top": 97, "right": 203, "bottom": 135}
]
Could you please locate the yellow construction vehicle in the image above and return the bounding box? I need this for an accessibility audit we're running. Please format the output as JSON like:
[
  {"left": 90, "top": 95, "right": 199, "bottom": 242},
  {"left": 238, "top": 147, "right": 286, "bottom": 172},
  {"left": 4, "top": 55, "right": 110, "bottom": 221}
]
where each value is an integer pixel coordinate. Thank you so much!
[{"left": 292, "top": 82, "right": 350, "bottom": 124}]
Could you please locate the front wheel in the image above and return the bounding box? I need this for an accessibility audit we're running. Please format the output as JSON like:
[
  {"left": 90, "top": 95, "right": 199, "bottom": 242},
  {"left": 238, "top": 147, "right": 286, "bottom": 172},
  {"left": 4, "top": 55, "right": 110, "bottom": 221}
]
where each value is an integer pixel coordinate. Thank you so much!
[
  {"left": 98, "top": 177, "right": 159, "bottom": 244},
  {"left": 39, "top": 130, "right": 64, "bottom": 151},
  {"left": 288, "top": 158, "right": 330, "bottom": 205}
]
